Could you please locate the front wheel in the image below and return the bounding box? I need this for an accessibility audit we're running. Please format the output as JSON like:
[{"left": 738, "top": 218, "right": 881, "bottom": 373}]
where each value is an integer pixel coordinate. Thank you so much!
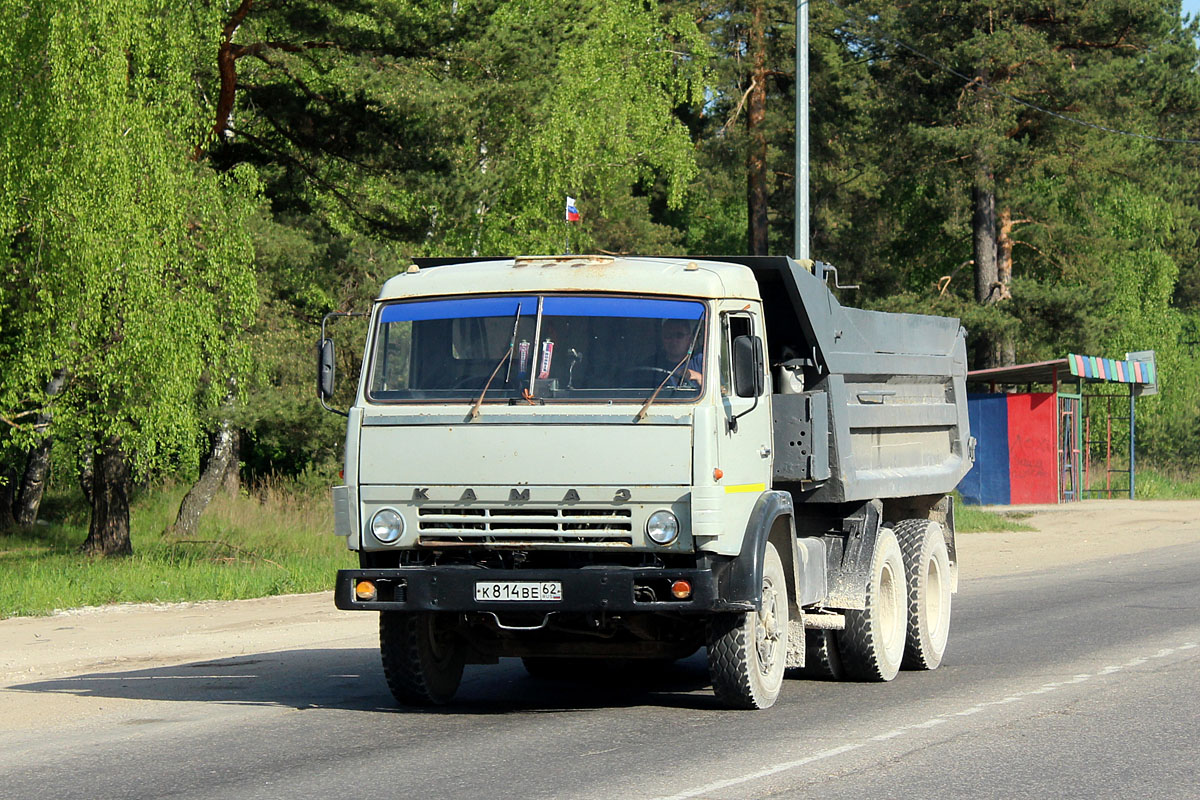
[
  {"left": 707, "top": 542, "right": 789, "bottom": 709},
  {"left": 895, "top": 519, "right": 952, "bottom": 670},
  {"left": 837, "top": 527, "right": 906, "bottom": 681},
  {"left": 379, "top": 611, "right": 466, "bottom": 706}
]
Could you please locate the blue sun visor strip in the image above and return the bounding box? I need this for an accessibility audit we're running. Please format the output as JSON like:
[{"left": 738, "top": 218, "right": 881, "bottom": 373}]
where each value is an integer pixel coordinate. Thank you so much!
[{"left": 380, "top": 295, "right": 704, "bottom": 323}]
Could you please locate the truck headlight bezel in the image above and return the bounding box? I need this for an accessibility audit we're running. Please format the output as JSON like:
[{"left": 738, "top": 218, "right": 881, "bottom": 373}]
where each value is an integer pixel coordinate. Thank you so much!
[
  {"left": 646, "top": 509, "right": 679, "bottom": 545},
  {"left": 370, "top": 508, "right": 405, "bottom": 544}
]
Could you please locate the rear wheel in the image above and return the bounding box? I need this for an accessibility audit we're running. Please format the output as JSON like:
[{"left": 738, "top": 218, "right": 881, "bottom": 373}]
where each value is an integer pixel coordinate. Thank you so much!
[
  {"left": 895, "top": 519, "right": 952, "bottom": 670},
  {"left": 379, "top": 611, "right": 465, "bottom": 706},
  {"left": 707, "top": 542, "right": 788, "bottom": 709},
  {"left": 795, "top": 628, "right": 845, "bottom": 680},
  {"left": 837, "top": 527, "right": 906, "bottom": 681}
]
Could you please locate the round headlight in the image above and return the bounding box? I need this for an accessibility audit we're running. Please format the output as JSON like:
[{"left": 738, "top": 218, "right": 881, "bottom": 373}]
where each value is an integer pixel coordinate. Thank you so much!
[
  {"left": 646, "top": 510, "right": 679, "bottom": 545},
  {"left": 370, "top": 508, "right": 405, "bottom": 543}
]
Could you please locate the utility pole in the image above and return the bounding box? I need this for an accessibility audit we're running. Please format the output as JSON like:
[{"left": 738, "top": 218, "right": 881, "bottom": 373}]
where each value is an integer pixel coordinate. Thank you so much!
[{"left": 795, "top": 0, "right": 809, "bottom": 261}]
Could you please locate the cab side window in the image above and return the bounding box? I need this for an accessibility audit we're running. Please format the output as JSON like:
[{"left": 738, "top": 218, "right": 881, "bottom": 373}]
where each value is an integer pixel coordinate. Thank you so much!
[{"left": 721, "top": 313, "right": 753, "bottom": 397}]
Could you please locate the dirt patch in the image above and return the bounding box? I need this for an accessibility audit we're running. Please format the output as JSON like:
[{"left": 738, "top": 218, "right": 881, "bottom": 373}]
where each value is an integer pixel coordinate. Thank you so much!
[
  {"left": 956, "top": 499, "right": 1200, "bottom": 579},
  {"left": 2, "top": 499, "right": 1198, "bottom": 731}
]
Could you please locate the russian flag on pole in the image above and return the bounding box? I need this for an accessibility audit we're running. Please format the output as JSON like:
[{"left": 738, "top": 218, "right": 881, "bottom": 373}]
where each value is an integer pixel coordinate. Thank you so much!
[{"left": 565, "top": 196, "right": 580, "bottom": 222}]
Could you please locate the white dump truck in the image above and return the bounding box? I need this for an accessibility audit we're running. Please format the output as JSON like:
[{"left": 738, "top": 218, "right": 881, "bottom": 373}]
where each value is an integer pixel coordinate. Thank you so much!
[{"left": 322, "top": 255, "right": 972, "bottom": 709}]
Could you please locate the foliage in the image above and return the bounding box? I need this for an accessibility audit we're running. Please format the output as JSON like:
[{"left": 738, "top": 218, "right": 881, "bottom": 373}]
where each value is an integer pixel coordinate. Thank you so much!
[
  {"left": 0, "top": 1, "right": 259, "bottom": 488},
  {"left": 837, "top": 0, "right": 1200, "bottom": 464},
  {"left": 3, "top": 0, "right": 1200, "bottom": 567},
  {"left": 205, "top": 0, "right": 1200, "bottom": 472},
  {"left": 210, "top": 0, "right": 705, "bottom": 255},
  {"left": 1136, "top": 464, "right": 1200, "bottom": 499},
  {"left": 200, "top": 0, "right": 708, "bottom": 476}
]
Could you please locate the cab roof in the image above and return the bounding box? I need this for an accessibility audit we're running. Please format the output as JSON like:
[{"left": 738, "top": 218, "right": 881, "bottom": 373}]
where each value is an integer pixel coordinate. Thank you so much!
[{"left": 377, "top": 256, "right": 763, "bottom": 303}]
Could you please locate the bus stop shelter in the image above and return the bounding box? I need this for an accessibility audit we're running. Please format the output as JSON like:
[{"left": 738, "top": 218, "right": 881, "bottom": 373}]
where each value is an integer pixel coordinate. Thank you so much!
[{"left": 958, "top": 352, "right": 1157, "bottom": 505}]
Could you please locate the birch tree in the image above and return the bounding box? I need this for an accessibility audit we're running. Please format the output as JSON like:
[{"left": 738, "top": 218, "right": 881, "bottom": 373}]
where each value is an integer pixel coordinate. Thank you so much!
[{"left": 0, "top": 0, "right": 258, "bottom": 554}]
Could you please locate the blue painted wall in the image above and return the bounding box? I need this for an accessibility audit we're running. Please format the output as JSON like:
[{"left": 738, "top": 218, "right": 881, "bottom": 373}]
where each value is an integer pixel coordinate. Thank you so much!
[{"left": 959, "top": 394, "right": 1012, "bottom": 505}]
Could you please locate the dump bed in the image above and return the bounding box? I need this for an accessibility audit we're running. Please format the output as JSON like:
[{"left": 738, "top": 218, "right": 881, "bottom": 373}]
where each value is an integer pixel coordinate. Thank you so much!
[{"left": 719, "top": 256, "right": 971, "bottom": 504}]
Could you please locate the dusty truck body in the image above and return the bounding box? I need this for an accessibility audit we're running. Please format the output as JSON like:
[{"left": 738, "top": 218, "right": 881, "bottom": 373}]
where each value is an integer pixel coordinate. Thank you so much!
[{"left": 324, "top": 255, "right": 972, "bottom": 709}]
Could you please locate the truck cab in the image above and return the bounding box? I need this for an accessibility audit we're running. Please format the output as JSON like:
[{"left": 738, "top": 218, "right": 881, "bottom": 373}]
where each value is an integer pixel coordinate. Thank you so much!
[{"left": 327, "top": 255, "right": 971, "bottom": 709}]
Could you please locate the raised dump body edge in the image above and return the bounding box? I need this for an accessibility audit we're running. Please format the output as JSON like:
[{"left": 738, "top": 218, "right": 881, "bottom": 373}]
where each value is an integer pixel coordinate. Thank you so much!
[{"left": 712, "top": 256, "right": 972, "bottom": 503}]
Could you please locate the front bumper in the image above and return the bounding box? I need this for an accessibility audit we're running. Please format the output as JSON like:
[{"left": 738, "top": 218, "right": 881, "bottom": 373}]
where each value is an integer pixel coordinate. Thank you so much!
[{"left": 334, "top": 565, "right": 752, "bottom": 613}]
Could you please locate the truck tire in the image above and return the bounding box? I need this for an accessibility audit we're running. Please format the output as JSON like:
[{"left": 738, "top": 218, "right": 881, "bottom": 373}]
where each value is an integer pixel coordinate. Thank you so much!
[
  {"left": 894, "top": 519, "right": 952, "bottom": 670},
  {"left": 837, "top": 527, "right": 905, "bottom": 681},
  {"left": 796, "top": 628, "right": 845, "bottom": 680},
  {"left": 379, "top": 611, "right": 465, "bottom": 706},
  {"left": 707, "top": 542, "right": 788, "bottom": 709}
]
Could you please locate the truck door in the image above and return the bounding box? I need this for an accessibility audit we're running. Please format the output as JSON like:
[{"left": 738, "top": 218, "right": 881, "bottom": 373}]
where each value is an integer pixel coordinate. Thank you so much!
[{"left": 717, "top": 306, "right": 772, "bottom": 516}]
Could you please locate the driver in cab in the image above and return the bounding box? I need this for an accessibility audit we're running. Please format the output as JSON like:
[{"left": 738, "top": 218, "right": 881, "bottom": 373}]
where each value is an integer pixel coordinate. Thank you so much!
[{"left": 657, "top": 318, "right": 703, "bottom": 388}]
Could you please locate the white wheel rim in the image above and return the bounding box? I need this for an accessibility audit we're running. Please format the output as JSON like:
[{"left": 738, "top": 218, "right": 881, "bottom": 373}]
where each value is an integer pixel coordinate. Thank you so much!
[
  {"left": 926, "top": 552, "right": 951, "bottom": 649},
  {"left": 756, "top": 581, "right": 781, "bottom": 674},
  {"left": 878, "top": 558, "right": 904, "bottom": 657}
]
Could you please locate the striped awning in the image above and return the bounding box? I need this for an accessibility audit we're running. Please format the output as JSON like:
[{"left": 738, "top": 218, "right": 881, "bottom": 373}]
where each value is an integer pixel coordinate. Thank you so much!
[
  {"left": 968, "top": 353, "right": 1156, "bottom": 387},
  {"left": 1067, "top": 353, "right": 1155, "bottom": 384}
]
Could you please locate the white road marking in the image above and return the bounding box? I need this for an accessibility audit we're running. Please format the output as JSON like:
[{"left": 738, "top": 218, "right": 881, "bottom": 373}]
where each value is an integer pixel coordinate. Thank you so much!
[
  {"left": 658, "top": 744, "right": 862, "bottom": 800},
  {"left": 658, "top": 640, "right": 1198, "bottom": 800}
]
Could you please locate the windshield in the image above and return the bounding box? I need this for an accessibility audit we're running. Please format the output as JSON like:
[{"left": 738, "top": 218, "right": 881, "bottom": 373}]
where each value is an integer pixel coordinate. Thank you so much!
[{"left": 367, "top": 294, "right": 707, "bottom": 403}]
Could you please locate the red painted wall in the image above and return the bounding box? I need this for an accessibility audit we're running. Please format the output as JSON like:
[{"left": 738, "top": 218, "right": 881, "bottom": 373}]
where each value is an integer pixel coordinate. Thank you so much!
[{"left": 1006, "top": 393, "right": 1058, "bottom": 504}]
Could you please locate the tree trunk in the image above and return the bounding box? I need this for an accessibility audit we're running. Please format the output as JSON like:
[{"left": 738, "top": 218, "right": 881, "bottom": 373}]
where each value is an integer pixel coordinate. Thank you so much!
[
  {"left": 80, "top": 436, "right": 132, "bottom": 557},
  {"left": 169, "top": 421, "right": 237, "bottom": 538},
  {"left": 746, "top": 0, "right": 769, "bottom": 256},
  {"left": 79, "top": 450, "right": 94, "bottom": 506},
  {"left": 0, "top": 462, "right": 18, "bottom": 530},
  {"left": 221, "top": 429, "right": 241, "bottom": 495},
  {"left": 15, "top": 439, "right": 52, "bottom": 526},
  {"left": 972, "top": 178, "right": 998, "bottom": 305},
  {"left": 971, "top": 158, "right": 1003, "bottom": 369},
  {"left": 14, "top": 368, "right": 68, "bottom": 526},
  {"left": 995, "top": 206, "right": 1016, "bottom": 366},
  {"left": 996, "top": 207, "right": 1014, "bottom": 301}
]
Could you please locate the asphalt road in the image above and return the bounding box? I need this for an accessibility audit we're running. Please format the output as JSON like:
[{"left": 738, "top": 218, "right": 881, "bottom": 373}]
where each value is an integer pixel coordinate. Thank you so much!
[{"left": 3, "top": 542, "right": 1199, "bottom": 800}]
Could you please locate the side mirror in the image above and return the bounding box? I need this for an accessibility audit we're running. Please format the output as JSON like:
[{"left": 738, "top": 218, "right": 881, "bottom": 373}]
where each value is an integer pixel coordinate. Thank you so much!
[
  {"left": 317, "top": 338, "right": 336, "bottom": 401},
  {"left": 732, "top": 334, "right": 765, "bottom": 398},
  {"left": 317, "top": 310, "right": 366, "bottom": 417}
]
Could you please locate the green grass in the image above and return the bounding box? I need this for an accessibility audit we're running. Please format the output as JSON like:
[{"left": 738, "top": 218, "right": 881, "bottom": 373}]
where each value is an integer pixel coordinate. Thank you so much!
[
  {"left": 1134, "top": 466, "right": 1200, "bottom": 499},
  {"left": 0, "top": 482, "right": 354, "bottom": 619},
  {"left": 954, "top": 495, "right": 1037, "bottom": 533}
]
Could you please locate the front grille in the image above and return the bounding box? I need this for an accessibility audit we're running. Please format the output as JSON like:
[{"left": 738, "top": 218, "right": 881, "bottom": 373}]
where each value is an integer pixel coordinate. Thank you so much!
[{"left": 417, "top": 506, "right": 634, "bottom": 547}]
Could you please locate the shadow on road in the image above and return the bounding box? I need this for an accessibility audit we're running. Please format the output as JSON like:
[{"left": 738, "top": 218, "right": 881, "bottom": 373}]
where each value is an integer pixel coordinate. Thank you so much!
[{"left": 9, "top": 648, "right": 726, "bottom": 713}]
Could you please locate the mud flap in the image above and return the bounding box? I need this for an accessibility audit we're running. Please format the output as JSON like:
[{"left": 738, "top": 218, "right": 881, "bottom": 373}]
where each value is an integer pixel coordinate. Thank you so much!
[
  {"left": 721, "top": 491, "right": 798, "bottom": 614},
  {"left": 822, "top": 499, "right": 882, "bottom": 611}
]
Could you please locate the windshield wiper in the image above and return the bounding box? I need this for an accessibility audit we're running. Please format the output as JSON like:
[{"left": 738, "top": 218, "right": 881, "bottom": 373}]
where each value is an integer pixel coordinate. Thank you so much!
[
  {"left": 469, "top": 303, "right": 522, "bottom": 419},
  {"left": 635, "top": 322, "right": 703, "bottom": 422}
]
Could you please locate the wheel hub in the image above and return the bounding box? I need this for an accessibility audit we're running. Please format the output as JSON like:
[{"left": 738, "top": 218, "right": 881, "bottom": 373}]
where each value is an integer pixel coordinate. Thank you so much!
[{"left": 756, "top": 586, "right": 781, "bottom": 671}]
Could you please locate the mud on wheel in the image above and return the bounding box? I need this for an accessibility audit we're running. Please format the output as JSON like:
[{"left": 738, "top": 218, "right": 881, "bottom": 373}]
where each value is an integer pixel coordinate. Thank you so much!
[
  {"left": 380, "top": 611, "right": 466, "bottom": 706},
  {"left": 707, "top": 542, "right": 789, "bottom": 709},
  {"left": 837, "top": 526, "right": 906, "bottom": 681},
  {"left": 894, "top": 519, "right": 952, "bottom": 670}
]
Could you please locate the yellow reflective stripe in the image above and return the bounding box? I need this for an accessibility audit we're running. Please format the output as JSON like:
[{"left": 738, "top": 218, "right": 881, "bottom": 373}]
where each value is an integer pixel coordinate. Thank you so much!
[{"left": 723, "top": 482, "right": 767, "bottom": 494}]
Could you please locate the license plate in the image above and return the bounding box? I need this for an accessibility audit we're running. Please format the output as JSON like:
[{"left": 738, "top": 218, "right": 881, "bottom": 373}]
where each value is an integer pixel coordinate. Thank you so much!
[{"left": 475, "top": 581, "right": 563, "bottom": 602}]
